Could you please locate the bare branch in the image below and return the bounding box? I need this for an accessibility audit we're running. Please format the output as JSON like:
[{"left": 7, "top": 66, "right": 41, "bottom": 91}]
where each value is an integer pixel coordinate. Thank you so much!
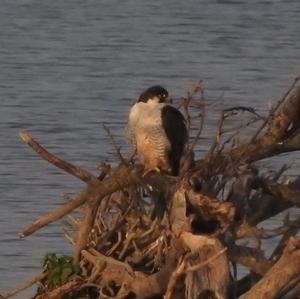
[
  {"left": 102, "top": 123, "right": 125, "bottom": 163},
  {"left": 0, "top": 272, "right": 46, "bottom": 298},
  {"left": 19, "top": 132, "right": 99, "bottom": 184}
]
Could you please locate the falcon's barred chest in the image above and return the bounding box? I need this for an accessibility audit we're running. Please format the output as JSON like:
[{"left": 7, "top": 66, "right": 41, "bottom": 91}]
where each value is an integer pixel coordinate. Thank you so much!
[{"left": 126, "top": 86, "right": 188, "bottom": 175}]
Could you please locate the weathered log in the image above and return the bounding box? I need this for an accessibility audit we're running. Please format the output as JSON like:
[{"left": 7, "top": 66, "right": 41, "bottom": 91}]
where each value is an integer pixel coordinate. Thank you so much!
[
  {"left": 244, "top": 237, "right": 300, "bottom": 299},
  {"left": 281, "top": 279, "right": 300, "bottom": 299}
]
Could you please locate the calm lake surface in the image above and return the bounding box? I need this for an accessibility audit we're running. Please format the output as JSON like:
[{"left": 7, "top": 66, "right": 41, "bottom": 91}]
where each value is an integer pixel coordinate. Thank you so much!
[{"left": 0, "top": 0, "right": 299, "bottom": 297}]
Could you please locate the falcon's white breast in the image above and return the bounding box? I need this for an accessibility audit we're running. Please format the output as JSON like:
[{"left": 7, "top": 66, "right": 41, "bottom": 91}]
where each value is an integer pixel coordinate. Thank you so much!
[
  {"left": 126, "top": 86, "right": 188, "bottom": 175},
  {"left": 126, "top": 99, "right": 171, "bottom": 172}
]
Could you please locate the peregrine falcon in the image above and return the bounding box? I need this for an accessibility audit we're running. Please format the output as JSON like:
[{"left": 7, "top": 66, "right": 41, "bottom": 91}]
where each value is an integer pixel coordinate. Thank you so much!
[{"left": 126, "top": 85, "right": 188, "bottom": 176}]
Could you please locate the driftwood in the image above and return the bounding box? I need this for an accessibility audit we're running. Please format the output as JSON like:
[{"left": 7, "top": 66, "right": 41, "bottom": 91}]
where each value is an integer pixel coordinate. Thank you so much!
[
  {"left": 1, "top": 78, "right": 300, "bottom": 299},
  {"left": 0, "top": 272, "right": 46, "bottom": 299},
  {"left": 244, "top": 237, "right": 300, "bottom": 299}
]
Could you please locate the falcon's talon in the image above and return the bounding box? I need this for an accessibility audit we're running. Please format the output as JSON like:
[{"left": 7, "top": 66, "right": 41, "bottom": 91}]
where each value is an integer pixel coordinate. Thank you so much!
[{"left": 147, "top": 184, "right": 154, "bottom": 191}]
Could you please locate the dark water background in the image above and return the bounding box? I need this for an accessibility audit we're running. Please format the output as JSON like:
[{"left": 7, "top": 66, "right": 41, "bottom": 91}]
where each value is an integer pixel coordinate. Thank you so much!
[{"left": 0, "top": 0, "right": 299, "bottom": 297}]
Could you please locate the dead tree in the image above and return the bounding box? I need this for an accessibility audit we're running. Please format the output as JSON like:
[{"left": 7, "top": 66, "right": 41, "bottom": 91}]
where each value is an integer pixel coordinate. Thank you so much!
[{"left": 1, "top": 77, "right": 300, "bottom": 299}]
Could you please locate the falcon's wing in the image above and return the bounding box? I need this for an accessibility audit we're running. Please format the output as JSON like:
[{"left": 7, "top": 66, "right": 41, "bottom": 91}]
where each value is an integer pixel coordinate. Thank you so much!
[
  {"left": 125, "top": 103, "right": 140, "bottom": 146},
  {"left": 125, "top": 122, "right": 136, "bottom": 145},
  {"left": 161, "top": 105, "right": 188, "bottom": 175}
]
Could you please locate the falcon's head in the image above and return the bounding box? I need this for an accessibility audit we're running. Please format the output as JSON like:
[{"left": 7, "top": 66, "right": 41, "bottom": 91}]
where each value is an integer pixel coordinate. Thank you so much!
[{"left": 137, "top": 85, "right": 172, "bottom": 104}]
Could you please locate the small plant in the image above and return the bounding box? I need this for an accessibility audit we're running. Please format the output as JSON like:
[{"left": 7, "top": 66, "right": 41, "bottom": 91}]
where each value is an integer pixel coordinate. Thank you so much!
[{"left": 42, "top": 253, "right": 80, "bottom": 288}]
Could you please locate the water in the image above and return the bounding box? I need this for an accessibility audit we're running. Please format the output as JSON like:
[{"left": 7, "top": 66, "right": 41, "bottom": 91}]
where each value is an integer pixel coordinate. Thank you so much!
[{"left": 0, "top": 0, "right": 299, "bottom": 297}]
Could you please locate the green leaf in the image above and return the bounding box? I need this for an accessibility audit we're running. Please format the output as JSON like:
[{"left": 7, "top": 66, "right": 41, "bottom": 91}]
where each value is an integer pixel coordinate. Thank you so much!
[
  {"left": 43, "top": 253, "right": 59, "bottom": 270},
  {"left": 52, "top": 274, "right": 61, "bottom": 287},
  {"left": 41, "top": 253, "right": 79, "bottom": 287},
  {"left": 47, "top": 267, "right": 61, "bottom": 283},
  {"left": 61, "top": 266, "right": 74, "bottom": 284}
]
